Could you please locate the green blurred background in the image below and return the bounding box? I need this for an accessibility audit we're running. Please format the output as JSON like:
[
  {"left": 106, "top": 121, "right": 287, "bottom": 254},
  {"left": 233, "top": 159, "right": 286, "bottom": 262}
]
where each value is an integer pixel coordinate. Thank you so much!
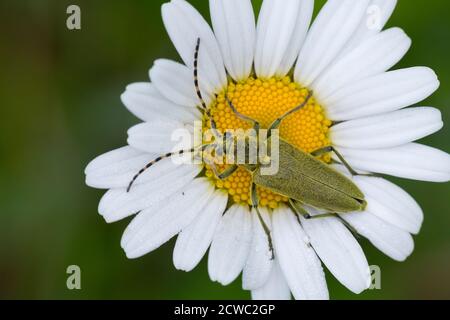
[{"left": 0, "top": 0, "right": 449, "bottom": 300}]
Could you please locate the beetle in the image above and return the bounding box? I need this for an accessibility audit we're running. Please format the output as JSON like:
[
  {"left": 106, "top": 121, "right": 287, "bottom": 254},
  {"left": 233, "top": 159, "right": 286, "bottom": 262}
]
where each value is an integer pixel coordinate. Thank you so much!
[{"left": 126, "top": 38, "right": 368, "bottom": 254}]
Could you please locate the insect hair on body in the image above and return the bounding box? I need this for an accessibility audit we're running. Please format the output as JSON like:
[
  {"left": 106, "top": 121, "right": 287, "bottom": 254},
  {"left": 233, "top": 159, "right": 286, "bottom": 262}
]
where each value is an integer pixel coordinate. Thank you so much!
[{"left": 127, "top": 38, "right": 369, "bottom": 257}]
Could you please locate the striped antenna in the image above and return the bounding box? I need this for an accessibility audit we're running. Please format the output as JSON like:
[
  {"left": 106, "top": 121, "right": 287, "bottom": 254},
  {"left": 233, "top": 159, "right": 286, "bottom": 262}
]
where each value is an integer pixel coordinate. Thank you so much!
[
  {"left": 194, "top": 38, "right": 208, "bottom": 112},
  {"left": 126, "top": 148, "right": 195, "bottom": 193},
  {"left": 194, "top": 38, "right": 219, "bottom": 132}
]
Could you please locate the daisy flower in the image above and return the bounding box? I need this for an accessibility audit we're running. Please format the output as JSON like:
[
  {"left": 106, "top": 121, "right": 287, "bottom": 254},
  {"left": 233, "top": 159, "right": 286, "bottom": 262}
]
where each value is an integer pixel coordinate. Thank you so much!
[{"left": 85, "top": 0, "right": 450, "bottom": 300}]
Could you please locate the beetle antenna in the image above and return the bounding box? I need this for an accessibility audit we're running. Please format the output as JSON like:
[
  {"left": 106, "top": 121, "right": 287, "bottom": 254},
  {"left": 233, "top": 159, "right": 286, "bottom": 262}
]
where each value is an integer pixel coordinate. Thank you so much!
[
  {"left": 268, "top": 90, "right": 314, "bottom": 132},
  {"left": 194, "top": 38, "right": 208, "bottom": 112},
  {"left": 194, "top": 38, "right": 221, "bottom": 139},
  {"left": 225, "top": 95, "right": 260, "bottom": 131},
  {"left": 127, "top": 147, "right": 196, "bottom": 193}
]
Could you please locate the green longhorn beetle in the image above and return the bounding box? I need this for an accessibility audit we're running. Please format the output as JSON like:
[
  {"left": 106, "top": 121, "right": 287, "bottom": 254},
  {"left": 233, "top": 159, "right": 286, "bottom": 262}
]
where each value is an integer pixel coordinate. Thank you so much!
[{"left": 127, "top": 38, "right": 368, "bottom": 253}]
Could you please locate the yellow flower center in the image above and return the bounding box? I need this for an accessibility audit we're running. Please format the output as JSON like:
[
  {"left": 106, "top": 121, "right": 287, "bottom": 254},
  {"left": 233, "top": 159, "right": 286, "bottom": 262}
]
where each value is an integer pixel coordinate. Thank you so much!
[{"left": 203, "top": 76, "right": 332, "bottom": 209}]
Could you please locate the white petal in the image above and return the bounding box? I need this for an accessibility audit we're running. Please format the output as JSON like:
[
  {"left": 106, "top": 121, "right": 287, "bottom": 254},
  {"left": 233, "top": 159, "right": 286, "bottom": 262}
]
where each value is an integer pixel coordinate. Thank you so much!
[
  {"left": 331, "top": 107, "right": 443, "bottom": 149},
  {"left": 333, "top": 164, "right": 424, "bottom": 235},
  {"left": 341, "top": 211, "right": 414, "bottom": 261},
  {"left": 353, "top": 176, "right": 424, "bottom": 234},
  {"left": 340, "top": 0, "right": 397, "bottom": 56},
  {"left": 121, "top": 178, "right": 213, "bottom": 259},
  {"left": 313, "top": 28, "right": 411, "bottom": 101},
  {"left": 242, "top": 208, "right": 273, "bottom": 290},
  {"left": 162, "top": 0, "right": 227, "bottom": 97},
  {"left": 251, "top": 260, "right": 291, "bottom": 300},
  {"left": 294, "top": 0, "right": 370, "bottom": 87},
  {"left": 127, "top": 120, "right": 194, "bottom": 154},
  {"left": 255, "top": 0, "right": 313, "bottom": 78},
  {"left": 272, "top": 207, "right": 329, "bottom": 300},
  {"left": 98, "top": 164, "right": 201, "bottom": 223},
  {"left": 209, "top": 0, "right": 255, "bottom": 81},
  {"left": 300, "top": 215, "right": 370, "bottom": 294},
  {"left": 277, "top": 0, "right": 314, "bottom": 76},
  {"left": 208, "top": 205, "right": 252, "bottom": 286},
  {"left": 173, "top": 190, "right": 228, "bottom": 272},
  {"left": 337, "top": 143, "right": 450, "bottom": 182},
  {"left": 85, "top": 146, "right": 156, "bottom": 189},
  {"left": 149, "top": 59, "right": 210, "bottom": 107},
  {"left": 324, "top": 67, "right": 439, "bottom": 121},
  {"left": 121, "top": 82, "right": 199, "bottom": 123}
]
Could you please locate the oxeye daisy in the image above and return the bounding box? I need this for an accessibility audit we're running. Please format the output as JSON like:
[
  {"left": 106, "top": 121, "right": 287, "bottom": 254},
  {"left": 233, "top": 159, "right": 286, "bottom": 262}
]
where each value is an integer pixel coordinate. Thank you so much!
[{"left": 85, "top": 0, "right": 450, "bottom": 300}]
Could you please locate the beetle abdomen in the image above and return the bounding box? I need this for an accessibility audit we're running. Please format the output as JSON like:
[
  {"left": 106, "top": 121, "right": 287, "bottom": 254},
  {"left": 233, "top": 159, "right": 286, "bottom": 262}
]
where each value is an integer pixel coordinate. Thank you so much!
[
  {"left": 253, "top": 139, "right": 366, "bottom": 213},
  {"left": 254, "top": 172, "right": 365, "bottom": 212}
]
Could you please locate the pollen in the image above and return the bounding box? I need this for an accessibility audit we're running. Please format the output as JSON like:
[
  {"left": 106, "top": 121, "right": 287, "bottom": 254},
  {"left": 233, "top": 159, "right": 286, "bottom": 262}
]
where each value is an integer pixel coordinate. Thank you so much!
[{"left": 203, "top": 76, "right": 332, "bottom": 208}]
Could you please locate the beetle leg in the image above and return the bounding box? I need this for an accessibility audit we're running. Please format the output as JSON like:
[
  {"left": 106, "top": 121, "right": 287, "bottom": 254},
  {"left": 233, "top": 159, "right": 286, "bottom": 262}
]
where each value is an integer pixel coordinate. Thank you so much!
[
  {"left": 127, "top": 143, "right": 213, "bottom": 192},
  {"left": 289, "top": 199, "right": 337, "bottom": 220},
  {"left": 289, "top": 199, "right": 312, "bottom": 219},
  {"left": 311, "top": 146, "right": 355, "bottom": 175},
  {"left": 202, "top": 141, "right": 239, "bottom": 181},
  {"left": 267, "top": 90, "right": 313, "bottom": 137},
  {"left": 304, "top": 212, "right": 338, "bottom": 220},
  {"left": 251, "top": 183, "right": 274, "bottom": 260},
  {"left": 213, "top": 164, "right": 239, "bottom": 181},
  {"left": 203, "top": 145, "right": 221, "bottom": 174},
  {"left": 218, "top": 165, "right": 238, "bottom": 180},
  {"left": 311, "top": 146, "right": 376, "bottom": 177}
]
